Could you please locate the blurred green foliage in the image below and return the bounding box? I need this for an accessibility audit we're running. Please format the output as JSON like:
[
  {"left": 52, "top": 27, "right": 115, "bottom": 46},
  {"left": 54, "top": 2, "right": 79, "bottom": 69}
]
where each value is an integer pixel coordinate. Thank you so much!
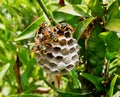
[{"left": 0, "top": 0, "right": 120, "bottom": 97}]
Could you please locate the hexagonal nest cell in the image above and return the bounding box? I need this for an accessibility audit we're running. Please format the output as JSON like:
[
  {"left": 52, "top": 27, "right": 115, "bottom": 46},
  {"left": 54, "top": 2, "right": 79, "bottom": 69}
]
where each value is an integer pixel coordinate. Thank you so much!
[{"left": 32, "top": 22, "right": 79, "bottom": 74}]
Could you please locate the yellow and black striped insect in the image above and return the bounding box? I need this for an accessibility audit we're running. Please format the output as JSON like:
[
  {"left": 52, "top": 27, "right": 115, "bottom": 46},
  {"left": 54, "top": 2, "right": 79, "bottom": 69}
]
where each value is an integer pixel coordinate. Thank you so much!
[
  {"left": 46, "top": 27, "right": 58, "bottom": 42},
  {"left": 35, "top": 22, "right": 48, "bottom": 38},
  {"left": 60, "top": 23, "right": 73, "bottom": 32}
]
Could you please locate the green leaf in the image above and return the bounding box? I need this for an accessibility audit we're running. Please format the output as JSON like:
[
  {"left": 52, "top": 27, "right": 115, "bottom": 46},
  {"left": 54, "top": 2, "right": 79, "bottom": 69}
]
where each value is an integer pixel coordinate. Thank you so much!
[
  {"left": 0, "top": 14, "right": 9, "bottom": 39},
  {"left": 72, "top": 0, "right": 82, "bottom": 4},
  {"left": 0, "top": 38, "right": 16, "bottom": 64},
  {"left": 21, "top": 58, "right": 36, "bottom": 88},
  {"left": 107, "top": 1, "right": 119, "bottom": 20},
  {"left": 38, "top": 68, "right": 44, "bottom": 79},
  {"left": 109, "top": 58, "right": 120, "bottom": 75},
  {"left": 71, "top": 69, "right": 80, "bottom": 88},
  {"left": 58, "top": 91, "right": 92, "bottom": 97},
  {"left": 53, "top": 11, "right": 67, "bottom": 22},
  {"left": 99, "top": 31, "right": 119, "bottom": 52},
  {"left": 22, "top": 83, "right": 39, "bottom": 94},
  {"left": 67, "top": 16, "right": 80, "bottom": 27},
  {"left": 42, "top": 76, "right": 93, "bottom": 97},
  {"left": 80, "top": 72, "right": 104, "bottom": 91},
  {"left": 0, "top": 39, "right": 8, "bottom": 63},
  {"left": 18, "top": 47, "right": 29, "bottom": 65},
  {"left": 109, "top": 74, "right": 118, "bottom": 97},
  {"left": 84, "top": 0, "right": 103, "bottom": 17},
  {"left": 105, "top": 18, "right": 120, "bottom": 32},
  {"left": 0, "top": 63, "right": 10, "bottom": 82},
  {"left": 15, "top": 16, "right": 45, "bottom": 41},
  {"left": 57, "top": 5, "right": 89, "bottom": 17},
  {"left": 110, "top": 58, "right": 120, "bottom": 69},
  {"left": 106, "top": 52, "right": 118, "bottom": 60},
  {"left": 8, "top": 94, "right": 44, "bottom": 97},
  {"left": 73, "top": 17, "right": 94, "bottom": 40}
]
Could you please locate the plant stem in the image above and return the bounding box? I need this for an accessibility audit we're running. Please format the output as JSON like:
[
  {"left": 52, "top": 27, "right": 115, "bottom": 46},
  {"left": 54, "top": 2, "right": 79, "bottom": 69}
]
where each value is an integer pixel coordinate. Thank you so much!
[
  {"left": 36, "top": 0, "right": 58, "bottom": 25},
  {"left": 14, "top": 55, "right": 23, "bottom": 93},
  {"left": 42, "top": 77, "right": 93, "bottom": 96},
  {"left": 42, "top": 77, "right": 58, "bottom": 92}
]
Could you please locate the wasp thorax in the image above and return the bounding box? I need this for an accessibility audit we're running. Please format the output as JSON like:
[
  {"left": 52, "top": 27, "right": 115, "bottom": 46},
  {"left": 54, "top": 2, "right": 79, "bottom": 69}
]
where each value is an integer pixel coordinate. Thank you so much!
[{"left": 33, "top": 22, "right": 79, "bottom": 74}]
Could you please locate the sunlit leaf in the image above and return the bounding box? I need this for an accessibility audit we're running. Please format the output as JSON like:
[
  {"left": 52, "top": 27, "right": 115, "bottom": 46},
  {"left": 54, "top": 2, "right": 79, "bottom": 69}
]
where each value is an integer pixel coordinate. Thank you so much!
[
  {"left": 110, "top": 58, "right": 120, "bottom": 69},
  {"left": 57, "top": 5, "right": 89, "bottom": 17},
  {"left": 0, "top": 63, "right": 10, "bottom": 82},
  {"left": 109, "top": 58, "right": 120, "bottom": 75},
  {"left": 84, "top": 0, "right": 103, "bottom": 17},
  {"left": 80, "top": 72, "right": 104, "bottom": 91},
  {"left": 105, "top": 18, "right": 120, "bottom": 32},
  {"left": 109, "top": 74, "right": 118, "bottom": 97},
  {"left": 0, "top": 23, "right": 5, "bottom": 30},
  {"left": 107, "top": 1, "right": 119, "bottom": 20},
  {"left": 113, "top": 91, "right": 120, "bottom": 97},
  {"left": 15, "top": 16, "right": 45, "bottom": 41},
  {"left": 99, "top": 31, "right": 119, "bottom": 52},
  {"left": 73, "top": 17, "right": 94, "bottom": 40}
]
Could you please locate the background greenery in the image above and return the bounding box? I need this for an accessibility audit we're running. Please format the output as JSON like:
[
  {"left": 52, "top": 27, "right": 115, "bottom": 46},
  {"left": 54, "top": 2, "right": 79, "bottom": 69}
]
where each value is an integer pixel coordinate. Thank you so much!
[{"left": 0, "top": 0, "right": 120, "bottom": 97}]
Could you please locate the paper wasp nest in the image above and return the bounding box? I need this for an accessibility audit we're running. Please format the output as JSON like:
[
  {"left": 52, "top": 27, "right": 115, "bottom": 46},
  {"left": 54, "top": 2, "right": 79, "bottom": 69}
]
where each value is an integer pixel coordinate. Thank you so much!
[{"left": 32, "top": 23, "right": 79, "bottom": 74}]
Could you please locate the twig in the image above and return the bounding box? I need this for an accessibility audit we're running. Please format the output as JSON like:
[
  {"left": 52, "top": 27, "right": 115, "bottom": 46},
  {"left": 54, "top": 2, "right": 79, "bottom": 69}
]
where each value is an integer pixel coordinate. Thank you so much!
[
  {"left": 59, "top": 0, "right": 65, "bottom": 6},
  {"left": 14, "top": 55, "right": 23, "bottom": 93},
  {"left": 36, "top": 0, "right": 59, "bottom": 26}
]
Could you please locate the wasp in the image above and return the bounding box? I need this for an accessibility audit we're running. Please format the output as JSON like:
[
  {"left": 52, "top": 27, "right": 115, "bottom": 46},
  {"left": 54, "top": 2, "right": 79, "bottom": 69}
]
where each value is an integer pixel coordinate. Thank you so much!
[
  {"left": 35, "top": 22, "right": 47, "bottom": 35},
  {"left": 32, "top": 44, "right": 46, "bottom": 55},
  {"left": 60, "top": 23, "right": 73, "bottom": 31},
  {"left": 49, "top": 31, "right": 58, "bottom": 41},
  {"left": 32, "top": 44, "right": 46, "bottom": 51},
  {"left": 46, "top": 27, "right": 58, "bottom": 42}
]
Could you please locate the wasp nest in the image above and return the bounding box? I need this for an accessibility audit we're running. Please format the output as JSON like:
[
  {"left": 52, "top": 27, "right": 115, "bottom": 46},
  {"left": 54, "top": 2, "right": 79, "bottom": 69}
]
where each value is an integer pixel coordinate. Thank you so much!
[{"left": 32, "top": 23, "right": 79, "bottom": 74}]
